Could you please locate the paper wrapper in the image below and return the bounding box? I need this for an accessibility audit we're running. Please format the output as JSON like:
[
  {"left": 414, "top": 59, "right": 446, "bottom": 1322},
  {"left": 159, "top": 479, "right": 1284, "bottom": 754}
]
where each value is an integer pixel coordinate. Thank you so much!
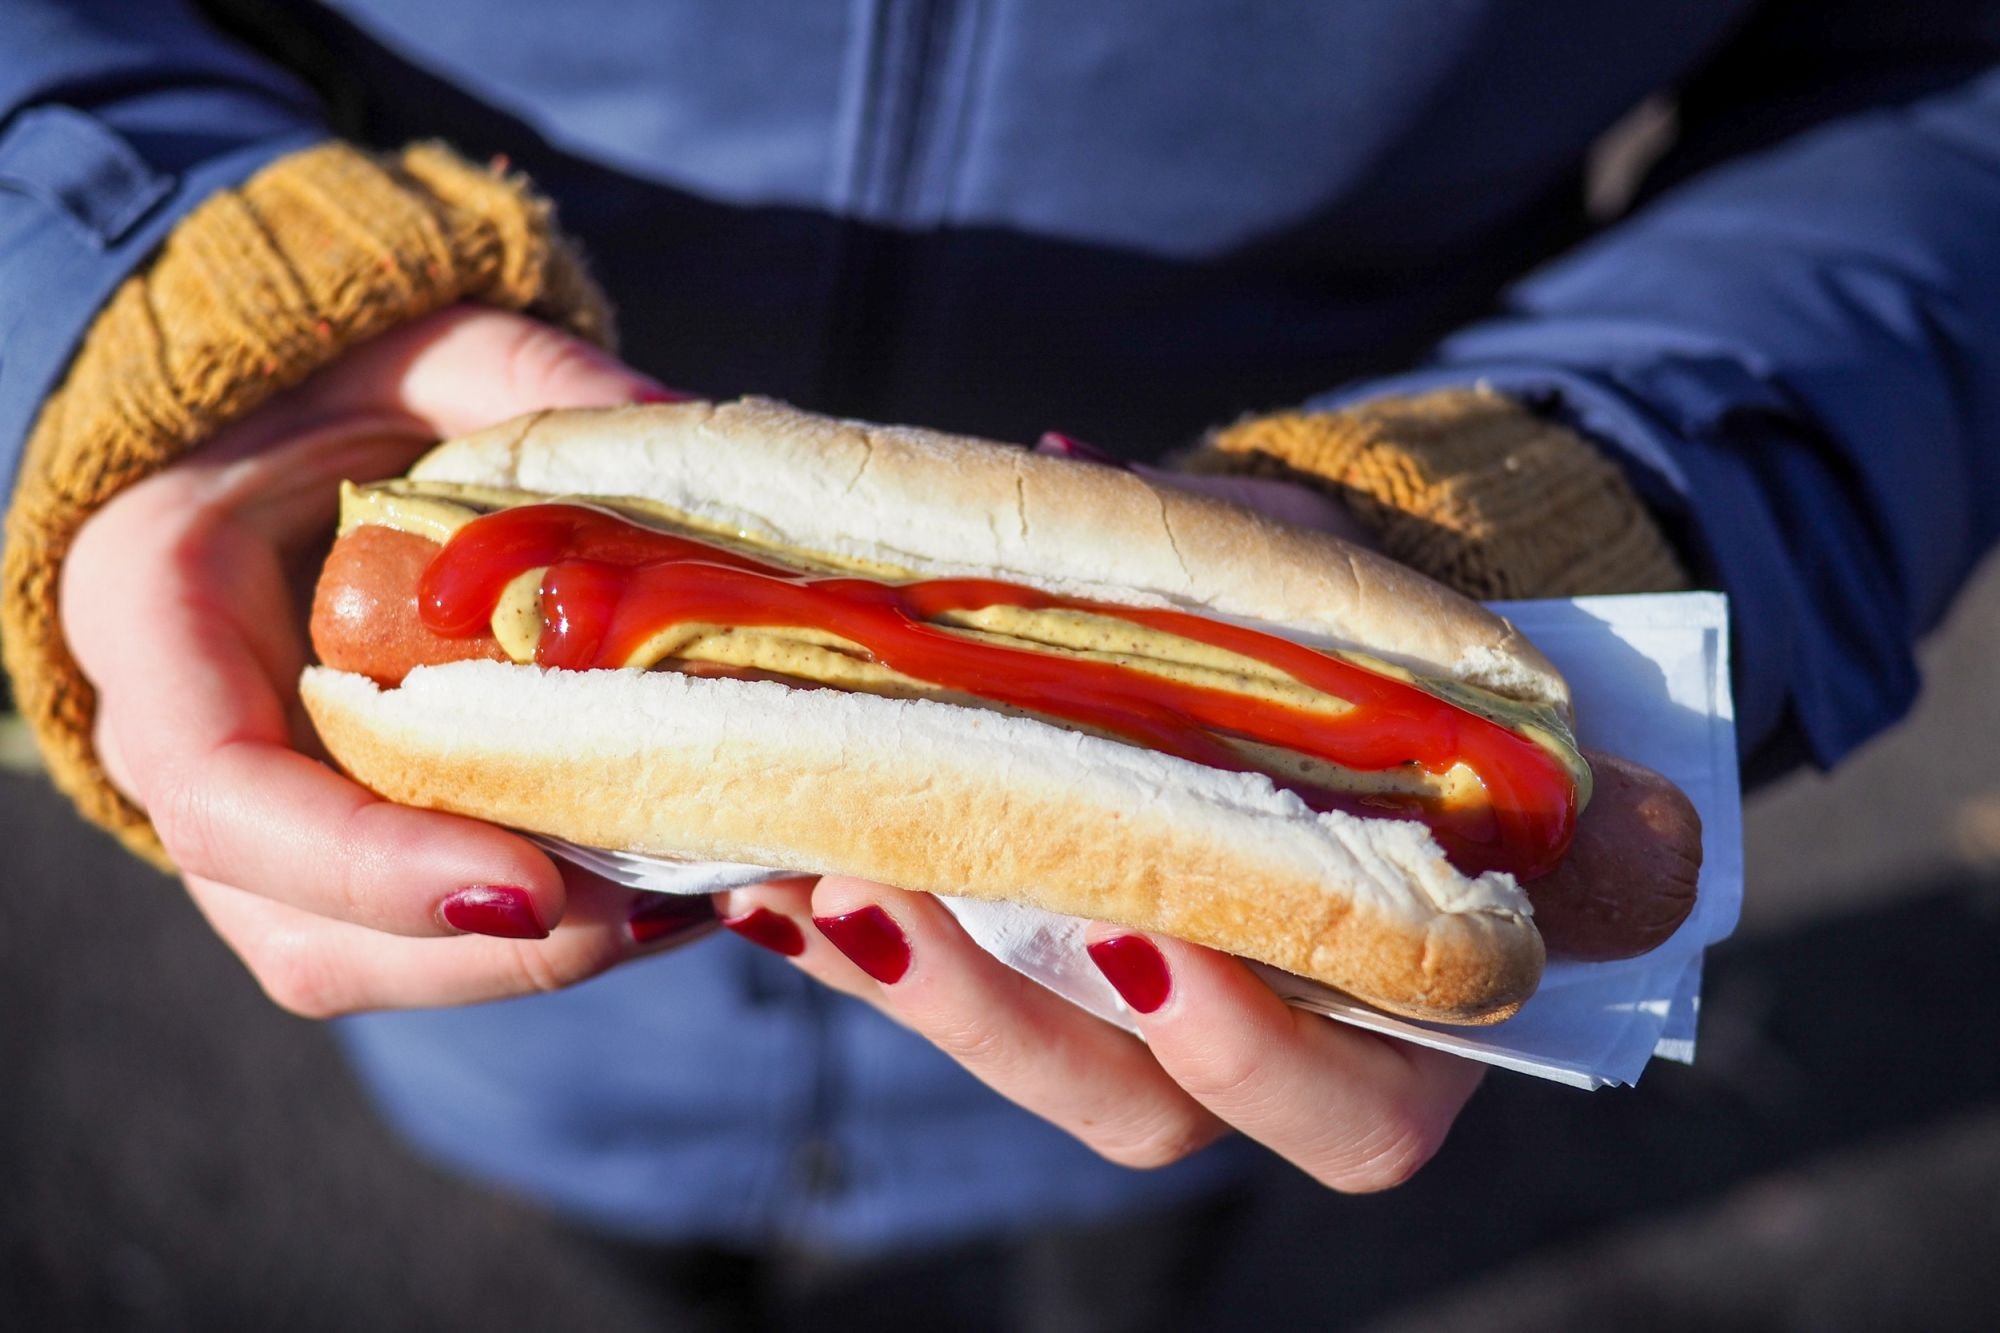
[{"left": 537, "top": 592, "right": 1739, "bottom": 1090}]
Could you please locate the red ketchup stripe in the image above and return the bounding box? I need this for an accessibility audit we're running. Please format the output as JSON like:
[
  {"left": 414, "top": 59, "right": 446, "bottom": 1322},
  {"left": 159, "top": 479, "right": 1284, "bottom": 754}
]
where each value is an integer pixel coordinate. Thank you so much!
[{"left": 418, "top": 504, "right": 1577, "bottom": 879}]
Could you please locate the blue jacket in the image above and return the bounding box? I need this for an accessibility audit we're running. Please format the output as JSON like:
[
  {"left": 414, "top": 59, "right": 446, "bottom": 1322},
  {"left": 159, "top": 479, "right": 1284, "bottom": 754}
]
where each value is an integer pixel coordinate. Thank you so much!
[{"left": 7, "top": 1, "right": 2000, "bottom": 1249}]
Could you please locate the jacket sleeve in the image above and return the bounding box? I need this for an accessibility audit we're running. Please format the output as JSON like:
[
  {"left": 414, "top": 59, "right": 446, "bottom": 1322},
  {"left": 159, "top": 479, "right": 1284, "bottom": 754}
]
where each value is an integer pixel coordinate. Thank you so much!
[
  {"left": 0, "top": 4, "right": 613, "bottom": 860},
  {"left": 1322, "top": 67, "right": 2000, "bottom": 773},
  {"left": 0, "top": 0, "right": 323, "bottom": 497}
]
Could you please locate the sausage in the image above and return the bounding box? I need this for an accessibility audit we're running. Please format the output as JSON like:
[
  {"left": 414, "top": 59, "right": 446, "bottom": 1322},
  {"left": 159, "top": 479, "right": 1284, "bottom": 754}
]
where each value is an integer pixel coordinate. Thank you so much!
[
  {"left": 310, "top": 525, "right": 833, "bottom": 691},
  {"left": 1523, "top": 748, "right": 1702, "bottom": 960},
  {"left": 309, "top": 525, "right": 509, "bottom": 685}
]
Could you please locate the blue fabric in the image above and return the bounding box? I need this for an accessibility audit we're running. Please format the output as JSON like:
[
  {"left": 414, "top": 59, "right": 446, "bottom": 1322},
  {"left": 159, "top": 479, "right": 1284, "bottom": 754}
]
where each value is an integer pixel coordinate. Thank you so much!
[
  {"left": 0, "top": 1, "right": 319, "bottom": 497},
  {"left": 1321, "top": 68, "right": 2000, "bottom": 769},
  {"left": 7, "top": 0, "right": 2000, "bottom": 1252},
  {"left": 336, "top": 943, "right": 1248, "bottom": 1250},
  {"left": 0, "top": 106, "right": 173, "bottom": 245}
]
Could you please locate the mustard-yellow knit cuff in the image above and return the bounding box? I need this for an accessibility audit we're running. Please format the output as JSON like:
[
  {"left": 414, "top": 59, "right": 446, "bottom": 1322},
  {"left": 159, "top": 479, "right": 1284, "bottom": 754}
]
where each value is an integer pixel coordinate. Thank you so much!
[
  {"left": 1192, "top": 387, "right": 1688, "bottom": 602},
  {"left": 1, "top": 140, "right": 613, "bottom": 867}
]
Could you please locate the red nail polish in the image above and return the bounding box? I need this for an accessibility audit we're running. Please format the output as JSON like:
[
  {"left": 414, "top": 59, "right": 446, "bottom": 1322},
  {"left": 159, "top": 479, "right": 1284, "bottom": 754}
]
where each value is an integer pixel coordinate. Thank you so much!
[
  {"left": 723, "top": 907, "right": 806, "bottom": 957},
  {"left": 440, "top": 885, "right": 548, "bottom": 940},
  {"left": 632, "top": 385, "right": 701, "bottom": 403},
  {"left": 812, "top": 906, "right": 911, "bottom": 983},
  {"left": 628, "top": 894, "right": 717, "bottom": 945},
  {"left": 1087, "top": 935, "right": 1172, "bottom": 1013}
]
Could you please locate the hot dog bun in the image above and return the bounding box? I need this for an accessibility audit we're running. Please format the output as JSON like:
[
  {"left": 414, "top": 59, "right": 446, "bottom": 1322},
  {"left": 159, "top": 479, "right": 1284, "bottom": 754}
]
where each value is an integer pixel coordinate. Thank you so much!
[
  {"left": 301, "top": 399, "right": 1603, "bottom": 1023},
  {"left": 403, "top": 397, "right": 1572, "bottom": 714},
  {"left": 303, "top": 660, "right": 1544, "bottom": 1023}
]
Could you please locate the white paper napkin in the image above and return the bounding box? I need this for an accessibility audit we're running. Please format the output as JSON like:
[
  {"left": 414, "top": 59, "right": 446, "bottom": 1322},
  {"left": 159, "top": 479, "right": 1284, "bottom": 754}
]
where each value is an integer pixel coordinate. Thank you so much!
[{"left": 539, "top": 591, "right": 1739, "bottom": 1090}]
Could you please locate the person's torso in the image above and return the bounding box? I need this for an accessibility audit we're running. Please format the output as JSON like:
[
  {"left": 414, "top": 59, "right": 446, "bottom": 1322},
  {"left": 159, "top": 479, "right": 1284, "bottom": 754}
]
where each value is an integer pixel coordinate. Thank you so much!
[{"left": 244, "top": 0, "right": 1756, "bottom": 448}]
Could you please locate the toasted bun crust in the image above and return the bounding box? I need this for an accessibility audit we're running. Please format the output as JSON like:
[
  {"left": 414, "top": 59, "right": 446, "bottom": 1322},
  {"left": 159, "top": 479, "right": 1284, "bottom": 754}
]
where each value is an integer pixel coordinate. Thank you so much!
[
  {"left": 409, "top": 398, "right": 1569, "bottom": 711},
  {"left": 301, "top": 662, "right": 1543, "bottom": 1023}
]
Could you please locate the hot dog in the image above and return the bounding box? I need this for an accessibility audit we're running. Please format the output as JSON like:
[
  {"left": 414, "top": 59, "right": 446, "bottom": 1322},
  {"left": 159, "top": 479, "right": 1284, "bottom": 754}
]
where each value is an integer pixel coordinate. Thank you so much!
[{"left": 301, "top": 398, "right": 1700, "bottom": 1023}]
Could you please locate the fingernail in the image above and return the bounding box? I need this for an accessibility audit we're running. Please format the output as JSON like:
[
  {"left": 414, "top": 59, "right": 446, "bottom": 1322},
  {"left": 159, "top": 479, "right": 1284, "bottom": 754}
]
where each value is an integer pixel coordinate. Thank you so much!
[
  {"left": 628, "top": 894, "right": 718, "bottom": 946},
  {"left": 440, "top": 885, "right": 549, "bottom": 940},
  {"left": 632, "top": 384, "right": 702, "bottom": 403},
  {"left": 723, "top": 907, "right": 806, "bottom": 957},
  {"left": 811, "top": 906, "right": 911, "bottom": 983},
  {"left": 1035, "top": 431, "right": 1128, "bottom": 468},
  {"left": 1087, "top": 935, "right": 1172, "bottom": 1014}
]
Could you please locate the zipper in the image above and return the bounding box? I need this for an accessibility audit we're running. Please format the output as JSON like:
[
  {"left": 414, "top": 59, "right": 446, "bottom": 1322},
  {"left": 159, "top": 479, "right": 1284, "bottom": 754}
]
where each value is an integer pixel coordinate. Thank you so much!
[
  {"left": 832, "top": 0, "right": 962, "bottom": 223},
  {"left": 786, "top": 6, "right": 992, "bottom": 1232},
  {"left": 815, "top": 0, "right": 984, "bottom": 413}
]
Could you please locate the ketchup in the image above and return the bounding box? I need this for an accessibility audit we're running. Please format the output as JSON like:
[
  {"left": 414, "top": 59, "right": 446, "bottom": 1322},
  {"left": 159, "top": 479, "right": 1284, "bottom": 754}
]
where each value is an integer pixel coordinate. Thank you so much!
[{"left": 418, "top": 504, "right": 1578, "bottom": 879}]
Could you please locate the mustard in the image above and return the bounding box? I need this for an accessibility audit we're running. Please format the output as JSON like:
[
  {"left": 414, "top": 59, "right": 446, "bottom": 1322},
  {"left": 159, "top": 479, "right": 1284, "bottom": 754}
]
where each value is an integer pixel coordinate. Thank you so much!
[{"left": 338, "top": 479, "right": 1591, "bottom": 808}]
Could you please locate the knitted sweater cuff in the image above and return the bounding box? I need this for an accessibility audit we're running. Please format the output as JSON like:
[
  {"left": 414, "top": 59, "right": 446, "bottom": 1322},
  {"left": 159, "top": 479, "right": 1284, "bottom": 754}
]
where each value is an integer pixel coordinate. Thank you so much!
[
  {"left": 1189, "top": 387, "right": 1689, "bottom": 602},
  {"left": 1, "top": 140, "right": 613, "bottom": 866}
]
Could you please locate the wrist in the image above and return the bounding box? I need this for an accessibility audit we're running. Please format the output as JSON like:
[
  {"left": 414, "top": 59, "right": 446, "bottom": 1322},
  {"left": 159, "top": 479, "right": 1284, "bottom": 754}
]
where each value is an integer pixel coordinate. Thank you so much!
[{"left": 3, "top": 140, "right": 612, "bottom": 865}]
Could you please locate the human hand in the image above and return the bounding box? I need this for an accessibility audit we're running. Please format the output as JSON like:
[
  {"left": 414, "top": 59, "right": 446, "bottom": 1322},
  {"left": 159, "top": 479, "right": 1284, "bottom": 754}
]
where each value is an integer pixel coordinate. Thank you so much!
[
  {"left": 714, "top": 750, "right": 1690, "bottom": 1189},
  {"left": 706, "top": 436, "right": 1694, "bottom": 1190},
  {"left": 60, "top": 304, "right": 716, "bottom": 1016},
  {"left": 722, "top": 875, "right": 1486, "bottom": 1190}
]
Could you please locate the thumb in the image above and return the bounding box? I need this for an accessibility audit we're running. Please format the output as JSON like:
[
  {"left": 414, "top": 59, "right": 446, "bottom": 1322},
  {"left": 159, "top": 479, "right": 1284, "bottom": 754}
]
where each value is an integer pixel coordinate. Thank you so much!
[
  {"left": 1137, "top": 466, "right": 1374, "bottom": 546},
  {"left": 328, "top": 304, "right": 697, "bottom": 439},
  {"left": 1034, "top": 429, "right": 1372, "bottom": 547}
]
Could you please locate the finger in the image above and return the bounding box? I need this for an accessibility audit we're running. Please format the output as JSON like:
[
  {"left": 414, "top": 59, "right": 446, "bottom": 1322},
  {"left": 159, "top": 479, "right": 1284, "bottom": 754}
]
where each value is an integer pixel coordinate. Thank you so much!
[
  {"left": 1032, "top": 429, "right": 1371, "bottom": 543},
  {"left": 1134, "top": 465, "right": 1373, "bottom": 542},
  {"left": 170, "top": 302, "right": 684, "bottom": 522},
  {"left": 183, "top": 863, "right": 711, "bottom": 1017},
  {"left": 1083, "top": 928, "right": 1483, "bottom": 1190},
  {"left": 141, "top": 736, "right": 569, "bottom": 939},
  {"left": 715, "top": 878, "right": 881, "bottom": 1004},
  {"left": 323, "top": 305, "right": 696, "bottom": 439},
  {"left": 745, "top": 877, "right": 1229, "bottom": 1170}
]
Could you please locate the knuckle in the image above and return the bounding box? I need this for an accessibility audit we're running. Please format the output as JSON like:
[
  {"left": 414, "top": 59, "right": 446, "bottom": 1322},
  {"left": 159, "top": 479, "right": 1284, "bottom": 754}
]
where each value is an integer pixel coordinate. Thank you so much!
[
  {"left": 245, "top": 932, "right": 353, "bottom": 1020},
  {"left": 149, "top": 772, "right": 225, "bottom": 880},
  {"left": 328, "top": 806, "right": 395, "bottom": 927},
  {"left": 910, "top": 1011, "right": 1225, "bottom": 1171},
  {"left": 504, "top": 939, "right": 572, "bottom": 996},
  {"left": 924, "top": 1014, "right": 1017, "bottom": 1070},
  {"left": 1319, "top": 1108, "right": 1447, "bottom": 1194},
  {"left": 500, "top": 932, "right": 618, "bottom": 998},
  {"left": 1088, "top": 1111, "right": 1221, "bottom": 1171},
  {"left": 1166, "top": 1040, "right": 1271, "bottom": 1114},
  {"left": 498, "top": 320, "right": 605, "bottom": 399}
]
